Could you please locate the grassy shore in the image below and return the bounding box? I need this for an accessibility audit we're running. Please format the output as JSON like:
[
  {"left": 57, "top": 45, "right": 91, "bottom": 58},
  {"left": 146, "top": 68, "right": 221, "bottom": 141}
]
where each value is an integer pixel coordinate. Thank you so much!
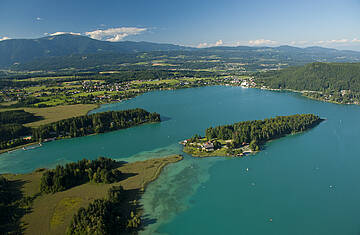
[
  {"left": 2, "top": 155, "right": 183, "bottom": 235},
  {"left": 183, "top": 145, "right": 253, "bottom": 158},
  {"left": 0, "top": 104, "right": 99, "bottom": 154}
]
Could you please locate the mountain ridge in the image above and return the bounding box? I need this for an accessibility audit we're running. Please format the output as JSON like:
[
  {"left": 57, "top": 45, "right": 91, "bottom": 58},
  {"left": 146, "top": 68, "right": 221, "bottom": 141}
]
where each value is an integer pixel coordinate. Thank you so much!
[{"left": 1, "top": 34, "right": 360, "bottom": 70}]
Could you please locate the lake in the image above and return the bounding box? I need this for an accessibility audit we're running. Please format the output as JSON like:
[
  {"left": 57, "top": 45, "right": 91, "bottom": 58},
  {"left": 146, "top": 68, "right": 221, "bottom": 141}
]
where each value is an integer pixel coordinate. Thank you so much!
[{"left": 1, "top": 86, "right": 360, "bottom": 235}]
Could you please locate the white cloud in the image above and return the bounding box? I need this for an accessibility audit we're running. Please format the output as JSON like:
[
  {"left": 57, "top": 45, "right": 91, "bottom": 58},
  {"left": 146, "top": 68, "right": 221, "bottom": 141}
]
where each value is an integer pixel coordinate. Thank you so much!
[
  {"left": 215, "top": 40, "right": 223, "bottom": 46},
  {"left": 248, "top": 39, "right": 278, "bottom": 46},
  {"left": 43, "top": 32, "right": 82, "bottom": 37},
  {"left": 85, "top": 27, "right": 147, "bottom": 42},
  {"left": 198, "top": 37, "right": 360, "bottom": 49},
  {"left": 329, "top": 39, "right": 348, "bottom": 43},
  {"left": 197, "top": 42, "right": 209, "bottom": 48},
  {"left": 197, "top": 40, "right": 224, "bottom": 48},
  {"left": 0, "top": 36, "right": 11, "bottom": 41},
  {"left": 48, "top": 32, "right": 81, "bottom": 36},
  {"left": 316, "top": 38, "right": 349, "bottom": 44},
  {"left": 289, "top": 40, "right": 308, "bottom": 46},
  {"left": 36, "top": 17, "right": 43, "bottom": 21}
]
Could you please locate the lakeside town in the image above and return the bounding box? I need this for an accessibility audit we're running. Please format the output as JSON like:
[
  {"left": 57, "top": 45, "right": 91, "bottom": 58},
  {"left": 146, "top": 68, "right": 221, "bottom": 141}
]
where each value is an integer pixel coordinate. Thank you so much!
[{"left": 0, "top": 75, "right": 258, "bottom": 107}]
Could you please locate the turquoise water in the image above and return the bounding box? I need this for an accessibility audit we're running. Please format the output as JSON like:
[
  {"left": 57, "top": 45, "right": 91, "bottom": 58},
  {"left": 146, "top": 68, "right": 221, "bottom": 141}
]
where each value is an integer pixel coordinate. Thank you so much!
[{"left": 1, "top": 86, "right": 360, "bottom": 234}]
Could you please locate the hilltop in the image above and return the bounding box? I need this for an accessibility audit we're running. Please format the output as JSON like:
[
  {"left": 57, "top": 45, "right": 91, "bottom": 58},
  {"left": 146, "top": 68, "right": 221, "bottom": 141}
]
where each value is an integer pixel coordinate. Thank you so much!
[
  {"left": 1, "top": 34, "right": 360, "bottom": 71},
  {"left": 255, "top": 62, "right": 360, "bottom": 104}
]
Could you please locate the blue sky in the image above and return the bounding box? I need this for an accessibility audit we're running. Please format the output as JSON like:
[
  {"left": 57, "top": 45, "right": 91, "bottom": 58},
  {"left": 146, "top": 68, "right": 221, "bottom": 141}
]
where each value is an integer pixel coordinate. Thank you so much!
[{"left": 0, "top": 0, "right": 359, "bottom": 50}]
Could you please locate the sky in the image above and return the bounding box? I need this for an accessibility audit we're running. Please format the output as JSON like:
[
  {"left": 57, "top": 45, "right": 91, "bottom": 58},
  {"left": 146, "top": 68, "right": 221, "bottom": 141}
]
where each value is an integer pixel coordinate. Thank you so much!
[{"left": 0, "top": 0, "right": 359, "bottom": 50}]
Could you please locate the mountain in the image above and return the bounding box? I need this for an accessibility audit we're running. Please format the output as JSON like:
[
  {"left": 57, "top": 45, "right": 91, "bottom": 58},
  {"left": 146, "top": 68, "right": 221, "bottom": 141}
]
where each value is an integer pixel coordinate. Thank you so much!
[
  {"left": 1, "top": 34, "right": 360, "bottom": 71},
  {"left": 256, "top": 62, "right": 360, "bottom": 92},
  {"left": 0, "top": 34, "right": 190, "bottom": 68},
  {"left": 203, "top": 44, "right": 360, "bottom": 58},
  {"left": 256, "top": 62, "right": 360, "bottom": 104}
]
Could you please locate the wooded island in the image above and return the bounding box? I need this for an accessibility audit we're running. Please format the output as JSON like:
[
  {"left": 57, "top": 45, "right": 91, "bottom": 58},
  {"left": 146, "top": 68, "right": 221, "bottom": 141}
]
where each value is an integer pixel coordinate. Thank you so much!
[{"left": 183, "top": 114, "right": 323, "bottom": 157}]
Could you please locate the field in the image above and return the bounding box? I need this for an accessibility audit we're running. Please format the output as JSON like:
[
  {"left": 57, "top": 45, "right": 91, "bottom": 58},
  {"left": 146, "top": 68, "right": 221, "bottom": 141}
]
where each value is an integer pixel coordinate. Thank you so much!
[
  {"left": 4, "top": 155, "right": 183, "bottom": 235},
  {"left": 0, "top": 104, "right": 98, "bottom": 127},
  {"left": 183, "top": 145, "right": 230, "bottom": 157}
]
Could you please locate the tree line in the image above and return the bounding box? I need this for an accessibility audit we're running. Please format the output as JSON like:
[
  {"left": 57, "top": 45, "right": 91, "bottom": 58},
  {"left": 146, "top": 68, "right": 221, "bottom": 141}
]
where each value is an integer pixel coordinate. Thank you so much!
[
  {"left": 40, "top": 157, "right": 123, "bottom": 193},
  {"left": 0, "top": 110, "right": 40, "bottom": 124},
  {"left": 256, "top": 62, "right": 360, "bottom": 102},
  {"left": 205, "top": 114, "right": 322, "bottom": 150},
  {"left": 32, "top": 108, "right": 160, "bottom": 140},
  {"left": 0, "top": 110, "right": 40, "bottom": 150},
  {"left": 0, "top": 124, "right": 32, "bottom": 150},
  {"left": 0, "top": 108, "right": 160, "bottom": 151},
  {"left": 67, "top": 186, "right": 141, "bottom": 235}
]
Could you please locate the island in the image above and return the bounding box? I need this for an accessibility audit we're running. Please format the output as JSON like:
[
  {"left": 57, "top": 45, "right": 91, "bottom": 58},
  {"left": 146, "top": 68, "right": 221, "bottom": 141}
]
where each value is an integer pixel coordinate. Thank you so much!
[
  {"left": 0, "top": 155, "right": 183, "bottom": 235},
  {"left": 182, "top": 114, "right": 323, "bottom": 157}
]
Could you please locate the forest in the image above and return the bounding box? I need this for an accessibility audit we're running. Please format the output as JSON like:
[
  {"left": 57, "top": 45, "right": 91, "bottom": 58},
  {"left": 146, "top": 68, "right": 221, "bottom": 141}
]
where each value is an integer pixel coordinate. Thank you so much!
[
  {"left": 0, "top": 110, "right": 40, "bottom": 124},
  {"left": 67, "top": 186, "right": 140, "bottom": 235},
  {"left": 0, "top": 110, "right": 41, "bottom": 150},
  {"left": 32, "top": 108, "right": 160, "bottom": 140},
  {"left": 0, "top": 124, "right": 32, "bottom": 150},
  {"left": 40, "top": 157, "right": 122, "bottom": 193},
  {"left": 0, "top": 175, "right": 12, "bottom": 230},
  {"left": 0, "top": 175, "right": 33, "bottom": 234},
  {"left": 205, "top": 114, "right": 322, "bottom": 150},
  {"left": 255, "top": 62, "right": 360, "bottom": 104},
  {"left": 0, "top": 108, "right": 160, "bottom": 151},
  {"left": 256, "top": 62, "right": 360, "bottom": 92}
]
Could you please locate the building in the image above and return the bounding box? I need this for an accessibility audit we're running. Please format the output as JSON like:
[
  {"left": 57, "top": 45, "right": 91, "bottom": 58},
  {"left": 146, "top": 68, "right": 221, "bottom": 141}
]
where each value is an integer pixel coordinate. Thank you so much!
[{"left": 202, "top": 142, "right": 214, "bottom": 151}]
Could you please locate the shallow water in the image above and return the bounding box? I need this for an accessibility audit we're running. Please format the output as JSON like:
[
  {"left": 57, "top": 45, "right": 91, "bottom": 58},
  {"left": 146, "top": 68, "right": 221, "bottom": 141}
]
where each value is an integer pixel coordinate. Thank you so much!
[{"left": 1, "top": 86, "right": 360, "bottom": 234}]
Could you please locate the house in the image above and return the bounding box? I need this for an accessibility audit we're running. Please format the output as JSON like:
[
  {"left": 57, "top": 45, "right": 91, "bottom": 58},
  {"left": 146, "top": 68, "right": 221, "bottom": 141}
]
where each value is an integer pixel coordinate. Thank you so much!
[{"left": 202, "top": 142, "right": 214, "bottom": 151}]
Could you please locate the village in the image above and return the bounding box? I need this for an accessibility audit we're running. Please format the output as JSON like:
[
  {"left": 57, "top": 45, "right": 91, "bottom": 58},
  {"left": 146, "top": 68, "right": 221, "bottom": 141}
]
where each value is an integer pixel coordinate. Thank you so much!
[
  {"left": 0, "top": 76, "right": 237, "bottom": 106},
  {"left": 180, "top": 136, "right": 253, "bottom": 158}
]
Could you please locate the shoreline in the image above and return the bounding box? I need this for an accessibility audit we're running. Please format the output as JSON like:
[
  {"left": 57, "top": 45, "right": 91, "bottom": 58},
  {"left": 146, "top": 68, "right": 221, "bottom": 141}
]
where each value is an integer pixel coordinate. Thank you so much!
[
  {"left": 0, "top": 83, "right": 339, "bottom": 156},
  {"left": 0, "top": 120, "right": 161, "bottom": 155},
  {"left": 257, "top": 86, "right": 360, "bottom": 106},
  {"left": 182, "top": 117, "right": 324, "bottom": 158},
  {"left": 2, "top": 155, "right": 183, "bottom": 235},
  {"left": 183, "top": 145, "right": 255, "bottom": 158}
]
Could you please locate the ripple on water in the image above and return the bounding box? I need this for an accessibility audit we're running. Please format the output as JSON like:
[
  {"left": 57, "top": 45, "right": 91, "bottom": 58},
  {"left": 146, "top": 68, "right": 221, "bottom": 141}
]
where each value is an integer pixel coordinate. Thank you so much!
[{"left": 139, "top": 153, "right": 223, "bottom": 235}]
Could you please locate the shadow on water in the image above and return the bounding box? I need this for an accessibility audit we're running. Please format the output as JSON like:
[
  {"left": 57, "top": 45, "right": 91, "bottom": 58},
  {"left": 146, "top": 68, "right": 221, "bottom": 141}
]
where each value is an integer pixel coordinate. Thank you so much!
[
  {"left": 160, "top": 116, "right": 172, "bottom": 122},
  {"left": 141, "top": 216, "right": 158, "bottom": 226}
]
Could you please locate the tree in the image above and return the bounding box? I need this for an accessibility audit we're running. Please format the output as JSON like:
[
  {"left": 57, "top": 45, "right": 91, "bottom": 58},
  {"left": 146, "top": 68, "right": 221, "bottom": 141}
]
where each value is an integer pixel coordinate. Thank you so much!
[{"left": 249, "top": 140, "right": 259, "bottom": 151}]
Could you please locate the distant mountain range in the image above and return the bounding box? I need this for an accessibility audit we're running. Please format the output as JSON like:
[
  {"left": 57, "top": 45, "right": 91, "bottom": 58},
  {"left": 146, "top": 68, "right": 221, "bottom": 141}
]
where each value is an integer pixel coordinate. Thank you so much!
[
  {"left": 1, "top": 34, "right": 360, "bottom": 70},
  {"left": 0, "top": 34, "right": 190, "bottom": 68}
]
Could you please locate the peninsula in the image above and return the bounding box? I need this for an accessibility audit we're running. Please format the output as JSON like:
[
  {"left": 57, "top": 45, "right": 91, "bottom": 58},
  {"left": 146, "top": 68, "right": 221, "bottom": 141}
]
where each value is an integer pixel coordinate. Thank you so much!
[
  {"left": 182, "top": 114, "right": 323, "bottom": 157},
  {"left": 0, "top": 108, "right": 160, "bottom": 153},
  {"left": 0, "top": 155, "right": 183, "bottom": 235}
]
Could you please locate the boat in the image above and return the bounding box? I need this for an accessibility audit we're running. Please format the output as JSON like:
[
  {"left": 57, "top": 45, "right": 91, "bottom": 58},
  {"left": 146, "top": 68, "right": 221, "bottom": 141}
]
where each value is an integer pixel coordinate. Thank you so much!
[{"left": 22, "top": 143, "right": 42, "bottom": 151}]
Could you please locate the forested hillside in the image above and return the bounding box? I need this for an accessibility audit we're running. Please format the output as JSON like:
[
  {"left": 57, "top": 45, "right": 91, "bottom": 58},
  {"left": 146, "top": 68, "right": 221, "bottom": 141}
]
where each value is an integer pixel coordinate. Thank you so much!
[
  {"left": 256, "top": 62, "right": 360, "bottom": 104},
  {"left": 0, "top": 34, "right": 189, "bottom": 68}
]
